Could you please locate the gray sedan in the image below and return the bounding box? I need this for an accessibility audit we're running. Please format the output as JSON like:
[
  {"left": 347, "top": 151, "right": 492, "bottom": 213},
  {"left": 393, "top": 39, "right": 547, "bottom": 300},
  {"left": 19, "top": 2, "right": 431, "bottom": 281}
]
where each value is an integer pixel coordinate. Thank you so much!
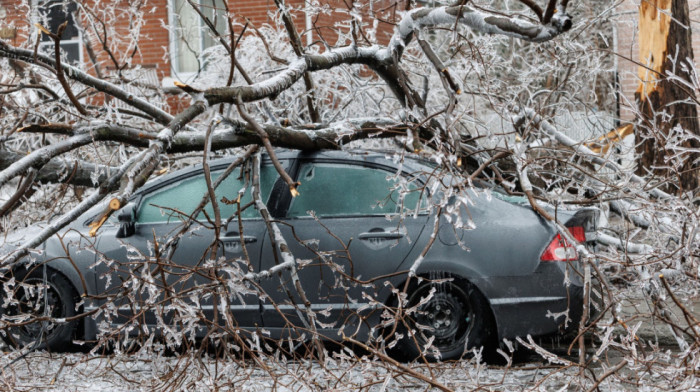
[{"left": 0, "top": 150, "right": 598, "bottom": 361}]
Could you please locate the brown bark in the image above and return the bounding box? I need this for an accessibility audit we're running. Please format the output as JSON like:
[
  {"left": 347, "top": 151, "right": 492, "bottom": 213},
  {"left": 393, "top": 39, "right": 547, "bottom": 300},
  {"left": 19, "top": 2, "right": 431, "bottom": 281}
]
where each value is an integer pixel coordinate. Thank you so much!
[{"left": 636, "top": 0, "right": 699, "bottom": 192}]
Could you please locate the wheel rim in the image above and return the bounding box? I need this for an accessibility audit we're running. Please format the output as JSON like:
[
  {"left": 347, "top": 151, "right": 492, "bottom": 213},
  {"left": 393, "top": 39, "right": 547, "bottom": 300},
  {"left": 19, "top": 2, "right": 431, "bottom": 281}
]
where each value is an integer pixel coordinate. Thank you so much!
[
  {"left": 409, "top": 283, "right": 473, "bottom": 354},
  {"left": 7, "top": 278, "right": 64, "bottom": 342}
]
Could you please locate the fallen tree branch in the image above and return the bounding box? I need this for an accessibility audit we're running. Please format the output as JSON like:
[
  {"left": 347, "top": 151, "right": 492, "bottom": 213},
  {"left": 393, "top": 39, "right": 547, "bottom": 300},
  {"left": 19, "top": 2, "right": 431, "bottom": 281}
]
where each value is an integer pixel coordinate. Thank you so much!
[
  {"left": 249, "top": 152, "right": 323, "bottom": 359},
  {"left": 236, "top": 97, "right": 299, "bottom": 196},
  {"left": 0, "top": 168, "right": 37, "bottom": 218}
]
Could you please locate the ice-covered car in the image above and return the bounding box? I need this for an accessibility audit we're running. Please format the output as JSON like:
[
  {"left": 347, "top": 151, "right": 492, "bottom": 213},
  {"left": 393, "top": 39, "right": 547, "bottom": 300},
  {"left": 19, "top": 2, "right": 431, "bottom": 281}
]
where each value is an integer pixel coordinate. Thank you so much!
[{"left": 0, "top": 150, "right": 599, "bottom": 360}]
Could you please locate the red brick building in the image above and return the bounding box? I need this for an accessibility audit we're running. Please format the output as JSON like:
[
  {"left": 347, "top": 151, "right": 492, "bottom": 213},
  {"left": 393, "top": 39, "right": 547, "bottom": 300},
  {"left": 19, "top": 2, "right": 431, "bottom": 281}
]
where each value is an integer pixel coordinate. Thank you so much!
[
  {"left": 0, "top": 0, "right": 698, "bottom": 122},
  {"left": 0, "top": 0, "right": 402, "bottom": 86}
]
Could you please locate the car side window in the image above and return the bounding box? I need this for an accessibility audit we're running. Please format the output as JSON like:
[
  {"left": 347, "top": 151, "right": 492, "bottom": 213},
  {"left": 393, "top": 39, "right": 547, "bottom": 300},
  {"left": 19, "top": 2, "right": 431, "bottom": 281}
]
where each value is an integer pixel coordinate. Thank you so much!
[
  {"left": 137, "top": 165, "right": 278, "bottom": 223},
  {"left": 286, "top": 162, "right": 426, "bottom": 218}
]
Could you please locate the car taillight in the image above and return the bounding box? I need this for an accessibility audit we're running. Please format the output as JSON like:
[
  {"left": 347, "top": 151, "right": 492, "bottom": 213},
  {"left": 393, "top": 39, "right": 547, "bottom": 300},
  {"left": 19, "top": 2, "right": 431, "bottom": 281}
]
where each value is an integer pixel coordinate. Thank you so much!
[{"left": 540, "top": 226, "right": 586, "bottom": 262}]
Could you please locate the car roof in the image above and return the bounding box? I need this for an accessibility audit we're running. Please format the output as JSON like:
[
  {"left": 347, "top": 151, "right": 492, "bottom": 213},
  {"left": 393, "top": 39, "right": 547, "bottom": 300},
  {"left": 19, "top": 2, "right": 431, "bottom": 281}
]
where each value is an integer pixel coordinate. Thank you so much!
[{"left": 134, "top": 149, "right": 433, "bottom": 197}]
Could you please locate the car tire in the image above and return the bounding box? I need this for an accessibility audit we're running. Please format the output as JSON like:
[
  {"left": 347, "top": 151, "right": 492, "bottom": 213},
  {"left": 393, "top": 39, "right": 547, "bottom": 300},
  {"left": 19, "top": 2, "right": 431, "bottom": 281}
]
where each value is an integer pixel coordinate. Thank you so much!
[
  {"left": 1, "top": 268, "right": 78, "bottom": 351},
  {"left": 392, "top": 277, "right": 493, "bottom": 362}
]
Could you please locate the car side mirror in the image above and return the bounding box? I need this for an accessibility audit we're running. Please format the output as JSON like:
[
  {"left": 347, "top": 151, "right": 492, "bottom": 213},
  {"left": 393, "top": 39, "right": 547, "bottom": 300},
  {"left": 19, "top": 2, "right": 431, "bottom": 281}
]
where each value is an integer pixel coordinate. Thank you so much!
[{"left": 116, "top": 204, "right": 135, "bottom": 238}]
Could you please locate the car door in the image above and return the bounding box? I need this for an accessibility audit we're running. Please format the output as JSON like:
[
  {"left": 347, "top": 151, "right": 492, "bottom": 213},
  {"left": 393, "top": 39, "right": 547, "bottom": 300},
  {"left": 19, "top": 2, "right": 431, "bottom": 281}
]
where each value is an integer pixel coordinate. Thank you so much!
[
  {"left": 94, "top": 162, "right": 281, "bottom": 330},
  {"left": 258, "top": 158, "right": 429, "bottom": 332}
]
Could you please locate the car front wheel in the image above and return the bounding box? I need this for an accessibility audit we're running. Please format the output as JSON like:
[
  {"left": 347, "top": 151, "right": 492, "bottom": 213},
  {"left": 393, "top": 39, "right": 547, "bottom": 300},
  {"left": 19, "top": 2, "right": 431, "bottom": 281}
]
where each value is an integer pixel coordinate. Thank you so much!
[{"left": 1, "top": 268, "right": 77, "bottom": 351}]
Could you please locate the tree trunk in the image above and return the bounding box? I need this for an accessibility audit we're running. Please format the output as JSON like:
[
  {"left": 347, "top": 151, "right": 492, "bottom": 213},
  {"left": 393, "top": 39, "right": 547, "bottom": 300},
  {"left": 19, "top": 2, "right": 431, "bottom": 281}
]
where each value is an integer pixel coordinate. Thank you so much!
[{"left": 635, "top": 0, "right": 699, "bottom": 193}]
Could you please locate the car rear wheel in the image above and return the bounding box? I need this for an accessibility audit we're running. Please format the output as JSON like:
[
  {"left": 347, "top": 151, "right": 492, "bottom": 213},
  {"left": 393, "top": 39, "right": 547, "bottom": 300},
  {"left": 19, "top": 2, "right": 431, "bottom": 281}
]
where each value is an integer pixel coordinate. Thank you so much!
[
  {"left": 1, "top": 268, "right": 77, "bottom": 351},
  {"left": 394, "top": 278, "right": 492, "bottom": 362}
]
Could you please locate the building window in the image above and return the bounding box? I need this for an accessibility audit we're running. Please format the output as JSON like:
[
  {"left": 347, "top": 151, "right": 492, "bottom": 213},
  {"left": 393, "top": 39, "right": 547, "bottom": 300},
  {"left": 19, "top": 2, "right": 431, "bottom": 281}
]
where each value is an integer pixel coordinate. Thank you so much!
[
  {"left": 36, "top": 0, "right": 82, "bottom": 65},
  {"left": 170, "top": 0, "right": 227, "bottom": 78}
]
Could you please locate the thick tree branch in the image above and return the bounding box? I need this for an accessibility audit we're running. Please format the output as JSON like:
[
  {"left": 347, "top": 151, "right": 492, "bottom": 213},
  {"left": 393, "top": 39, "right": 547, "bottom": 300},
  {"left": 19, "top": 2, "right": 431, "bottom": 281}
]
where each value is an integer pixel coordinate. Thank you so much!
[
  {"left": 0, "top": 149, "right": 115, "bottom": 187},
  {"left": 14, "top": 119, "right": 411, "bottom": 154},
  {"left": 200, "top": 5, "right": 573, "bottom": 106},
  {"left": 0, "top": 133, "right": 95, "bottom": 190},
  {"left": 390, "top": 5, "right": 572, "bottom": 61}
]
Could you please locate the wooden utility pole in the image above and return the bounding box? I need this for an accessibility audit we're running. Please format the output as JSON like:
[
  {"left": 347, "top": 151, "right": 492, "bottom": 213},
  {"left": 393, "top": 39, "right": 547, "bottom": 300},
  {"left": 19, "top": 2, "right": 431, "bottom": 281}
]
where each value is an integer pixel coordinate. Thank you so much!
[{"left": 636, "top": 0, "right": 699, "bottom": 192}]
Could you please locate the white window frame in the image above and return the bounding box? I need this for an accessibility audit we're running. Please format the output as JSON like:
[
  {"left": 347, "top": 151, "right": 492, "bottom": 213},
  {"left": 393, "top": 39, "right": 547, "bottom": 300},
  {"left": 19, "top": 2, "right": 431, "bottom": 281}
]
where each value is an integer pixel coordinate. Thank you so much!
[
  {"left": 167, "top": 0, "right": 227, "bottom": 82},
  {"left": 32, "top": 0, "right": 84, "bottom": 67}
]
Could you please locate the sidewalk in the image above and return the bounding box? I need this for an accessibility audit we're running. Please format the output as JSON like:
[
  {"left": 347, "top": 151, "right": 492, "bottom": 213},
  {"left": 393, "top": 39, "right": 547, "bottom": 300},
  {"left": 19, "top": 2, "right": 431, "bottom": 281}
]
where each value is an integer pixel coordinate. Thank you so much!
[{"left": 614, "top": 288, "right": 700, "bottom": 347}]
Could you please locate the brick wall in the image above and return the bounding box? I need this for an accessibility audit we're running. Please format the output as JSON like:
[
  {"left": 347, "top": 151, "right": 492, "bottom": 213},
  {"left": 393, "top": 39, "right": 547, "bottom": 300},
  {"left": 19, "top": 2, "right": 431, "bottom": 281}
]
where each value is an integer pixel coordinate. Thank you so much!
[
  {"left": 616, "top": 0, "right": 700, "bottom": 122},
  {"left": 0, "top": 0, "right": 406, "bottom": 76},
  {"left": 9, "top": 0, "right": 697, "bottom": 121},
  {"left": 0, "top": 0, "right": 300, "bottom": 78}
]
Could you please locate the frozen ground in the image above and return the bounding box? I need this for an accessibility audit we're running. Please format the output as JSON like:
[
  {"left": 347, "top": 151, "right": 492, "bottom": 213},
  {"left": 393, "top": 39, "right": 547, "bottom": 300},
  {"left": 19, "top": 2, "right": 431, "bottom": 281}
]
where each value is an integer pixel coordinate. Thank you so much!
[
  {"left": 0, "top": 341, "right": 695, "bottom": 392},
  {"left": 0, "top": 351, "right": 589, "bottom": 391},
  {"left": 0, "top": 285, "right": 697, "bottom": 391}
]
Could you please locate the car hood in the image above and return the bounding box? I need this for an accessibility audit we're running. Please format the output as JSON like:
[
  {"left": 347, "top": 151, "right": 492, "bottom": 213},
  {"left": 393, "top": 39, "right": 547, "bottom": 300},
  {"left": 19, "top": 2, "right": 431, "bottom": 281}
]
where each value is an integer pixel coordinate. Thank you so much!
[
  {"left": 0, "top": 223, "right": 48, "bottom": 260},
  {"left": 1, "top": 223, "right": 45, "bottom": 247}
]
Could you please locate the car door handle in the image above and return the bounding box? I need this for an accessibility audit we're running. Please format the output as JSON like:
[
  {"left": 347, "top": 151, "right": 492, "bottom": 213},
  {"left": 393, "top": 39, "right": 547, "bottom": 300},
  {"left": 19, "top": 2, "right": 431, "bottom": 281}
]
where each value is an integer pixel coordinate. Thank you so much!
[
  {"left": 220, "top": 234, "right": 257, "bottom": 243},
  {"left": 358, "top": 231, "right": 404, "bottom": 240}
]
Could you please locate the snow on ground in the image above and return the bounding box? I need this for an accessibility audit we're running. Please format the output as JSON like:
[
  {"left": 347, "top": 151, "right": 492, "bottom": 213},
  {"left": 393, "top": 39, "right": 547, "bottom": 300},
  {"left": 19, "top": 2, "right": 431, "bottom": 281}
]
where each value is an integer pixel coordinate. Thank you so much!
[{"left": 0, "top": 345, "right": 695, "bottom": 392}]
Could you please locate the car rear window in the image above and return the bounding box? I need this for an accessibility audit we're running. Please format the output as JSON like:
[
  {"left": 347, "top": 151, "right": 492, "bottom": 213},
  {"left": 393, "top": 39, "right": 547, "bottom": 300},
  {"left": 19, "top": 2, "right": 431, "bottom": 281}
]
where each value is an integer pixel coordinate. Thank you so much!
[{"left": 287, "top": 162, "right": 426, "bottom": 217}]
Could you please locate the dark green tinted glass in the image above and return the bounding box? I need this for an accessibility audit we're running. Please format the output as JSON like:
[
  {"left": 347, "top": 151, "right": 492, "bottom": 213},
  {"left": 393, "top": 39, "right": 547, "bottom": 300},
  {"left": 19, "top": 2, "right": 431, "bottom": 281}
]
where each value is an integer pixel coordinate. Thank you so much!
[
  {"left": 137, "top": 165, "right": 278, "bottom": 223},
  {"left": 287, "top": 163, "right": 424, "bottom": 217}
]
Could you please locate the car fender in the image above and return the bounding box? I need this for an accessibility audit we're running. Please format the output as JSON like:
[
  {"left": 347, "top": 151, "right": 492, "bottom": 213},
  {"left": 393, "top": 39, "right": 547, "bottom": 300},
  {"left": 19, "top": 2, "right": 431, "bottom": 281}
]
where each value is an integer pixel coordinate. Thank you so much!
[
  {"left": 1, "top": 234, "right": 87, "bottom": 297},
  {"left": 43, "top": 257, "right": 92, "bottom": 297}
]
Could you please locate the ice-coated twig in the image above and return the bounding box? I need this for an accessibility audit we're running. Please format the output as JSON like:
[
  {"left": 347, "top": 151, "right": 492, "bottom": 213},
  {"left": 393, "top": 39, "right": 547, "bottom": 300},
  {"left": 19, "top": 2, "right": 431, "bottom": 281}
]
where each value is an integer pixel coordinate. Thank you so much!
[{"left": 248, "top": 152, "right": 324, "bottom": 359}]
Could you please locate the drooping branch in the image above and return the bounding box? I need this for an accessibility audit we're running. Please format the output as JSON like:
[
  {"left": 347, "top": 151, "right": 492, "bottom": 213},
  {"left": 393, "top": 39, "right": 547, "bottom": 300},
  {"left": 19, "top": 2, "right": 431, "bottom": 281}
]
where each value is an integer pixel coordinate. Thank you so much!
[
  {"left": 236, "top": 97, "right": 299, "bottom": 196},
  {"left": 389, "top": 5, "right": 573, "bottom": 60},
  {"left": 0, "top": 152, "right": 139, "bottom": 267},
  {"left": 203, "top": 46, "right": 379, "bottom": 104},
  {"left": 12, "top": 118, "right": 413, "bottom": 155},
  {"left": 0, "top": 133, "right": 95, "bottom": 190},
  {"left": 0, "top": 40, "right": 173, "bottom": 125},
  {"left": 0, "top": 149, "right": 116, "bottom": 187},
  {"left": 249, "top": 152, "right": 323, "bottom": 358},
  {"left": 0, "top": 122, "right": 156, "bottom": 189},
  {"left": 2, "top": 5, "right": 573, "bottom": 118},
  {"left": 0, "top": 100, "right": 212, "bottom": 249},
  {"left": 198, "top": 5, "right": 573, "bottom": 106}
]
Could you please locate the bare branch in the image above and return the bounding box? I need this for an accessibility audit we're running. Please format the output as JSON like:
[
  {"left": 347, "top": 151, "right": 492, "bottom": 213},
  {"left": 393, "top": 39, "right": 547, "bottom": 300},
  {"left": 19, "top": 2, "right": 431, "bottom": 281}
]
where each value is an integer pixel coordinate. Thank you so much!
[
  {"left": 36, "top": 22, "right": 88, "bottom": 115},
  {"left": 236, "top": 97, "right": 299, "bottom": 196}
]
